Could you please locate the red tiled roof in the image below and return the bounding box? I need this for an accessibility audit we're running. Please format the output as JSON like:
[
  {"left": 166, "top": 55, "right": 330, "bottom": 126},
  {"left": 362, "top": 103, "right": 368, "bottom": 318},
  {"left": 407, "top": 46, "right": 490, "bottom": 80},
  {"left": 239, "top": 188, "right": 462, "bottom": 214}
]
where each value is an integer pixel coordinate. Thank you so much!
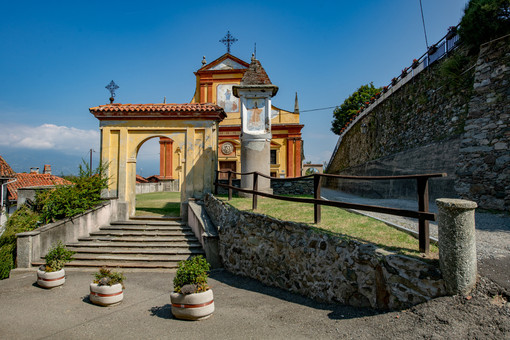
[
  {"left": 0, "top": 155, "right": 16, "bottom": 179},
  {"left": 6, "top": 173, "right": 73, "bottom": 201},
  {"left": 136, "top": 174, "right": 148, "bottom": 183},
  {"left": 89, "top": 103, "right": 226, "bottom": 121}
]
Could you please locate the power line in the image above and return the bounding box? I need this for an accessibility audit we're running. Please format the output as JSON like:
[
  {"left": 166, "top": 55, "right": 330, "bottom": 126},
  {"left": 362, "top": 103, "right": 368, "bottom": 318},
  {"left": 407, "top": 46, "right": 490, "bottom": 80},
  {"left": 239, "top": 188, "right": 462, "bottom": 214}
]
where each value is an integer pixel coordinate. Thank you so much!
[
  {"left": 300, "top": 106, "right": 337, "bottom": 113},
  {"left": 419, "top": 0, "right": 429, "bottom": 49}
]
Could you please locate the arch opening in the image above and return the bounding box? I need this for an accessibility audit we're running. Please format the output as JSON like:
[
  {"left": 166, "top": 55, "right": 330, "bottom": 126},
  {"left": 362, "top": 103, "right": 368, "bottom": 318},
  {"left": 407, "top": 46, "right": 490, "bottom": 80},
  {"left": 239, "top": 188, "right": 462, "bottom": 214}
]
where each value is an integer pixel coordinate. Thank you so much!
[{"left": 134, "top": 136, "right": 181, "bottom": 218}]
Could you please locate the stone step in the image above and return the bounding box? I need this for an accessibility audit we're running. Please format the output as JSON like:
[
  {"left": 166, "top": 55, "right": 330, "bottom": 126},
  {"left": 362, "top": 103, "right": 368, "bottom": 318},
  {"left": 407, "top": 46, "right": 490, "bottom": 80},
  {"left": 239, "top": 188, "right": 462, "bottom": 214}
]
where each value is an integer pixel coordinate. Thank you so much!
[
  {"left": 111, "top": 220, "right": 185, "bottom": 226},
  {"left": 71, "top": 253, "right": 193, "bottom": 262},
  {"left": 32, "top": 260, "right": 180, "bottom": 269},
  {"left": 78, "top": 236, "right": 198, "bottom": 242},
  {"left": 129, "top": 216, "right": 181, "bottom": 222},
  {"left": 89, "top": 230, "right": 194, "bottom": 237},
  {"left": 67, "top": 246, "right": 204, "bottom": 255},
  {"left": 100, "top": 225, "right": 190, "bottom": 231},
  {"left": 67, "top": 241, "right": 202, "bottom": 248}
]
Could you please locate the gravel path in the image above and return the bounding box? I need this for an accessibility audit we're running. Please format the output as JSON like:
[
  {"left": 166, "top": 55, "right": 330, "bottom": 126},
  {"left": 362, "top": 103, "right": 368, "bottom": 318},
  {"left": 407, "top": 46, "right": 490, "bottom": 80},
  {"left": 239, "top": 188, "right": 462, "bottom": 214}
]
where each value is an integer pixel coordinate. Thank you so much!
[{"left": 321, "top": 188, "right": 510, "bottom": 261}]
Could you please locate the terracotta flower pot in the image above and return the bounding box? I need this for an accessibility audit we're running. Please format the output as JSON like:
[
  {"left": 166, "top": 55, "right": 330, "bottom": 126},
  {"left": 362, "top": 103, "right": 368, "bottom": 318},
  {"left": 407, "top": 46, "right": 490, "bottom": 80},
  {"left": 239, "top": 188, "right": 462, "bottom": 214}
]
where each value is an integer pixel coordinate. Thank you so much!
[
  {"left": 37, "top": 268, "right": 65, "bottom": 288},
  {"left": 170, "top": 289, "right": 214, "bottom": 321},
  {"left": 90, "top": 283, "right": 123, "bottom": 306}
]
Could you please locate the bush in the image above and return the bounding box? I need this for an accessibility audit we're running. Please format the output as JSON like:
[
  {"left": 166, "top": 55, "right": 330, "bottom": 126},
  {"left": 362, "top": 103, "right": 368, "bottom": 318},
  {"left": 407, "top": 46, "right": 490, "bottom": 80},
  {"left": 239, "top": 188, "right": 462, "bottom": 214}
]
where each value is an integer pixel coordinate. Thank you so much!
[
  {"left": 37, "top": 162, "right": 108, "bottom": 224},
  {"left": 173, "top": 255, "right": 210, "bottom": 294},
  {"left": 459, "top": 0, "right": 510, "bottom": 52},
  {"left": 93, "top": 267, "right": 125, "bottom": 287},
  {"left": 43, "top": 241, "right": 75, "bottom": 272},
  {"left": 0, "top": 206, "right": 40, "bottom": 279}
]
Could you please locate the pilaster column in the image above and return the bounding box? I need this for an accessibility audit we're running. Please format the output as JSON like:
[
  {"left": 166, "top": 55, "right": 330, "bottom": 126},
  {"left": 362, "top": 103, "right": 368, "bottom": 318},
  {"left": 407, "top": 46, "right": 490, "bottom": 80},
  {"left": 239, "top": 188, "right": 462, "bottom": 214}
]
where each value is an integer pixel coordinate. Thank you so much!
[
  {"left": 287, "top": 138, "right": 294, "bottom": 178},
  {"left": 294, "top": 138, "right": 302, "bottom": 177}
]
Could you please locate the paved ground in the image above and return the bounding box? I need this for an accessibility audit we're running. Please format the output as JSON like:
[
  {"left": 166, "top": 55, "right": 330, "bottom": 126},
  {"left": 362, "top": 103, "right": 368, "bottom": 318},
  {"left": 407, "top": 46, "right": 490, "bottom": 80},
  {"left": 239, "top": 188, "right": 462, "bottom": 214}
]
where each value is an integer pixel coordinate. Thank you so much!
[
  {"left": 321, "top": 188, "right": 510, "bottom": 291},
  {"left": 1, "top": 268, "right": 509, "bottom": 340}
]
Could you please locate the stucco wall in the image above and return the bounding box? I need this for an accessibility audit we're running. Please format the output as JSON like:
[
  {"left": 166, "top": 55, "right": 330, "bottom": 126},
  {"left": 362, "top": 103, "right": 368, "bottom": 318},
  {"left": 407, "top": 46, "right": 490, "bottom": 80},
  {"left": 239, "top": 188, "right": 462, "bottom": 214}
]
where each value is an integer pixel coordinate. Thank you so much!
[{"left": 204, "top": 194, "right": 445, "bottom": 310}]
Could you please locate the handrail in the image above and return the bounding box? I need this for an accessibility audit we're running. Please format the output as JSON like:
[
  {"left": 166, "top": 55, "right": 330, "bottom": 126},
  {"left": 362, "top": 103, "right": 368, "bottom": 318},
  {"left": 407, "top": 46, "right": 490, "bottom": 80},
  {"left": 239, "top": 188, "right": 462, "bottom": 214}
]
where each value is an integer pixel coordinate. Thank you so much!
[
  {"left": 214, "top": 182, "right": 436, "bottom": 220},
  {"left": 214, "top": 170, "right": 446, "bottom": 254}
]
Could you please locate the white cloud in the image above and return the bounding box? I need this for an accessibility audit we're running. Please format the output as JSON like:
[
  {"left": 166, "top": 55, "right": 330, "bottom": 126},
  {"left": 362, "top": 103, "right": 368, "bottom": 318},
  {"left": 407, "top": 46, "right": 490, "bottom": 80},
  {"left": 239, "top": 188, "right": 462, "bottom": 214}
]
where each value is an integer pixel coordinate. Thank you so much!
[{"left": 0, "top": 123, "right": 99, "bottom": 153}]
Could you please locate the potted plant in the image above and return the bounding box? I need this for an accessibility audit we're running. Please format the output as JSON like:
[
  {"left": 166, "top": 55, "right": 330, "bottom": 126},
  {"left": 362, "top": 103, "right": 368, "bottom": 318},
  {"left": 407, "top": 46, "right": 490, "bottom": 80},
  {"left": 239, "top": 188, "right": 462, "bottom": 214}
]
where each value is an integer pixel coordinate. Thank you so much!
[
  {"left": 89, "top": 267, "right": 125, "bottom": 306},
  {"left": 37, "top": 241, "right": 75, "bottom": 289},
  {"left": 401, "top": 67, "right": 408, "bottom": 78},
  {"left": 170, "top": 255, "right": 214, "bottom": 321},
  {"left": 446, "top": 26, "right": 457, "bottom": 40},
  {"left": 412, "top": 58, "right": 420, "bottom": 69},
  {"left": 428, "top": 44, "right": 438, "bottom": 56}
]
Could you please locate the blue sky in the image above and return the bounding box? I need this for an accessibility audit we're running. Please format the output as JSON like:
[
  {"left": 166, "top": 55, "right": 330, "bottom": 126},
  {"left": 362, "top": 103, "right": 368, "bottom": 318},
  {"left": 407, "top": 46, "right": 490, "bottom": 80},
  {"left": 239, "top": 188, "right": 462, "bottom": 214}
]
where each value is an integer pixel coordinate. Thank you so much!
[{"left": 0, "top": 0, "right": 469, "bottom": 175}]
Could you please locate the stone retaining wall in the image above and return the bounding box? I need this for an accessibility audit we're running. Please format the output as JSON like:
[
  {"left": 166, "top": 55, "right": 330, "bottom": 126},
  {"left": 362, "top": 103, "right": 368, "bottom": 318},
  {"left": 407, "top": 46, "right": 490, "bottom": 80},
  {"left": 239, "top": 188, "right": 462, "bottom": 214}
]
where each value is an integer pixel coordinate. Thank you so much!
[
  {"left": 204, "top": 194, "right": 445, "bottom": 310},
  {"left": 217, "top": 178, "right": 313, "bottom": 196},
  {"left": 327, "top": 37, "right": 510, "bottom": 211}
]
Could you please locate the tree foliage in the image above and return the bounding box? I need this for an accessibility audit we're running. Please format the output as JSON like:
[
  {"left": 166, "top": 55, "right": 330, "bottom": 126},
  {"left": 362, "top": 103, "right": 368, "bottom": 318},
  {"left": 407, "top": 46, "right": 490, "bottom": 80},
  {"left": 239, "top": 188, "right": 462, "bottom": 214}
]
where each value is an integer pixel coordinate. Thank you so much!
[
  {"left": 0, "top": 205, "right": 40, "bottom": 279},
  {"left": 331, "top": 83, "right": 381, "bottom": 135},
  {"left": 36, "top": 161, "right": 108, "bottom": 224},
  {"left": 459, "top": 0, "right": 510, "bottom": 52}
]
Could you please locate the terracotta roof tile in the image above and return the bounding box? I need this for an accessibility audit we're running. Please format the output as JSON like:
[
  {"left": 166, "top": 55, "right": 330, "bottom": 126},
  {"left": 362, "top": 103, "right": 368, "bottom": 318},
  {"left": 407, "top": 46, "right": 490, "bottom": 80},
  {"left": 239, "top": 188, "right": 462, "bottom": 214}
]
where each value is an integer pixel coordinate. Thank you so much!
[
  {"left": 136, "top": 175, "right": 148, "bottom": 183},
  {"left": 6, "top": 173, "right": 73, "bottom": 201},
  {"left": 90, "top": 103, "right": 223, "bottom": 113},
  {"left": 89, "top": 103, "right": 226, "bottom": 121},
  {"left": 0, "top": 156, "right": 16, "bottom": 179}
]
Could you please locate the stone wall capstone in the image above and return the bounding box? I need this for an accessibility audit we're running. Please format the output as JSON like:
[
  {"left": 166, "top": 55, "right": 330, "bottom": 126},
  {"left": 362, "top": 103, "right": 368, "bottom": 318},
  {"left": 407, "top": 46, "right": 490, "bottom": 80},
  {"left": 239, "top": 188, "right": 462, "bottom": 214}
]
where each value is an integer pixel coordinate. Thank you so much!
[{"left": 204, "top": 194, "right": 445, "bottom": 310}]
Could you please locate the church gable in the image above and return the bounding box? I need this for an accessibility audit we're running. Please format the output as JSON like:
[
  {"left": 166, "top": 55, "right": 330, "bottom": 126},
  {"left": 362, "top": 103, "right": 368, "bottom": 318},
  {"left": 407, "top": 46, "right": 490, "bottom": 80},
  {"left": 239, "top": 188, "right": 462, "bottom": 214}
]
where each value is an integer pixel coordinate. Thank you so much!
[
  {"left": 198, "top": 53, "right": 249, "bottom": 73},
  {"left": 209, "top": 58, "right": 246, "bottom": 71}
]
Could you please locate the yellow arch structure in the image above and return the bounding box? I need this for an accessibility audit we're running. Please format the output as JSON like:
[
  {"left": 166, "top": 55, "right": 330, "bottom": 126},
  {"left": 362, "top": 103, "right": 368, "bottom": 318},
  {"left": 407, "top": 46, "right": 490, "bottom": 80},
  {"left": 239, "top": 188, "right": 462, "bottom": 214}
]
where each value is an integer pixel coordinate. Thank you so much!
[{"left": 90, "top": 103, "right": 226, "bottom": 219}]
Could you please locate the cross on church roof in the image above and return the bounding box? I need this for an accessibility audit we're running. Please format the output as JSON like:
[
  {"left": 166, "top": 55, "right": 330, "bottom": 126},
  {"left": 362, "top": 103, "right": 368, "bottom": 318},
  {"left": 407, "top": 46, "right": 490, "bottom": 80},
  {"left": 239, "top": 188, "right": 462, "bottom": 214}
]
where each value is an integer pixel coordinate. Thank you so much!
[
  {"left": 219, "top": 31, "right": 238, "bottom": 54},
  {"left": 105, "top": 80, "right": 119, "bottom": 104}
]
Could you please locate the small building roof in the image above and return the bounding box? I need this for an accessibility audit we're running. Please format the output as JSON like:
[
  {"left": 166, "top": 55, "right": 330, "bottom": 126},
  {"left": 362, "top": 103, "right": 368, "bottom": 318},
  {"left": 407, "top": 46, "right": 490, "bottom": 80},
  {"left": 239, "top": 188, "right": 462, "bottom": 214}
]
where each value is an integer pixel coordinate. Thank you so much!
[
  {"left": 0, "top": 155, "right": 16, "bottom": 179},
  {"left": 89, "top": 103, "right": 226, "bottom": 121},
  {"left": 7, "top": 173, "right": 72, "bottom": 201},
  {"left": 136, "top": 175, "right": 148, "bottom": 183},
  {"left": 240, "top": 57, "right": 272, "bottom": 86}
]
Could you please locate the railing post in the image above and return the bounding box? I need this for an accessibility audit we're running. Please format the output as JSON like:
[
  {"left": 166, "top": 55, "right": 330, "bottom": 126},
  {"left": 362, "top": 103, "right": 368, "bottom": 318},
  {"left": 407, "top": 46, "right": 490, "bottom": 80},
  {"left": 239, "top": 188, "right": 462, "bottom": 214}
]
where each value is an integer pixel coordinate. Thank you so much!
[
  {"left": 228, "top": 171, "right": 233, "bottom": 201},
  {"left": 314, "top": 174, "right": 322, "bottom": 224},
  {"left": 214, "top": 170, "right": 219, "bottom": 195},
  {"left": 252, "top": 172, "right": 258, "bottom": 210},
  {"left": 417, "top": 177, "right": 430, "bottom": 254}
]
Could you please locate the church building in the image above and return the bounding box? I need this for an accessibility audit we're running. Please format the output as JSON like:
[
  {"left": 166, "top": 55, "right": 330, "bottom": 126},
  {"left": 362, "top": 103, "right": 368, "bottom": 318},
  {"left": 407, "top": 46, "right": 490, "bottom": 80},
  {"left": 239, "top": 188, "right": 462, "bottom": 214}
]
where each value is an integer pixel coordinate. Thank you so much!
[{"left": 189, "top": 52, "right": 304, "bottom": 179}]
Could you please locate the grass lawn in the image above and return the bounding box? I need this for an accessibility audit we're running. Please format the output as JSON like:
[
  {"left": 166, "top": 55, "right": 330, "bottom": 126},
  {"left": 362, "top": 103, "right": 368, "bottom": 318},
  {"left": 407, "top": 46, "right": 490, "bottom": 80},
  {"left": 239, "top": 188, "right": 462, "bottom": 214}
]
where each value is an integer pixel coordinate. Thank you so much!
[
  {"left": 135, "top": 192, "right": 180, "bottom": 217},
  {"left": 220, "top": 195, "right": 438, "bottom": 259}
]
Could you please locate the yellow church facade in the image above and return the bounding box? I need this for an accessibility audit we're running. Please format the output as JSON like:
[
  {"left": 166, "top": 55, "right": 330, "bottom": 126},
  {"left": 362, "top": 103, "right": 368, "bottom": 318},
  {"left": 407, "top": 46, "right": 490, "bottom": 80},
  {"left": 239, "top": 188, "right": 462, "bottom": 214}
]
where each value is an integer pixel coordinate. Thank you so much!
[{"left": 190, "top": 53, "right": 304, "bottom": 179}]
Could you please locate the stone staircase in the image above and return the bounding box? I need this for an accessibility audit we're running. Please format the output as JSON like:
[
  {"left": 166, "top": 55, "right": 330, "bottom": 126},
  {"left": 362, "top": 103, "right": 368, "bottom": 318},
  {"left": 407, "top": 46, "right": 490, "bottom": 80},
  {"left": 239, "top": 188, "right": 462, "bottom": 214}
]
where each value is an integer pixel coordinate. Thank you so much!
[{"left": 33, "top": 218, "right": 203, "bottom": 269}]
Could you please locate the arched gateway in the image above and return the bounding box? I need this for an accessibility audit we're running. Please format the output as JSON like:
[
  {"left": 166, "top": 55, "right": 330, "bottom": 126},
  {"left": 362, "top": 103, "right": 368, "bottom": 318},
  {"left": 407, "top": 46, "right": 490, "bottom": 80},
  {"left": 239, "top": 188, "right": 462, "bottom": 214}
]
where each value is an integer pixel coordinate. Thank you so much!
[{"left": 89, "top": 103, "right": 226, "bottom": 219}]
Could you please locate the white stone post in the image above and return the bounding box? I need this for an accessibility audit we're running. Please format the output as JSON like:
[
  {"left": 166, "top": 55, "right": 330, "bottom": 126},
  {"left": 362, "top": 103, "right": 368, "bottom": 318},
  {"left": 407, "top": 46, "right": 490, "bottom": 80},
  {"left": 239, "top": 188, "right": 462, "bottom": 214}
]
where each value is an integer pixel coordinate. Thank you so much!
[{"left": 436, "top": 198, "right": 478, "bottom": 295}]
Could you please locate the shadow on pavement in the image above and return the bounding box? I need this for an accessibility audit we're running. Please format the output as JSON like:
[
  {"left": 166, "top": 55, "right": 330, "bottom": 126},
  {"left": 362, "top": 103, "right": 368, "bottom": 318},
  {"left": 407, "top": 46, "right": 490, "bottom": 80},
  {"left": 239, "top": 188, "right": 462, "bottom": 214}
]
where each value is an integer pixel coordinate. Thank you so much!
[
  {"left": 209, "top": 269, "right": 382, "bottom": 320},
  {"left": 149, "top": 304, "right": 175, "bottom": 320}
]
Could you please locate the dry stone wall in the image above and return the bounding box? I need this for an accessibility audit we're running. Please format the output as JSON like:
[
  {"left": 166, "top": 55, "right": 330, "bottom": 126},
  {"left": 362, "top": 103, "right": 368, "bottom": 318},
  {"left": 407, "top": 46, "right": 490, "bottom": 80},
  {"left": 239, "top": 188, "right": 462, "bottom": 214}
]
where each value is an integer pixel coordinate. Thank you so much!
[
  {"left": 204, "top": 194, "right": 446, "bottom": 310},
  {"left": 455, "top": 37, "right": 510, "bottom": 210}
]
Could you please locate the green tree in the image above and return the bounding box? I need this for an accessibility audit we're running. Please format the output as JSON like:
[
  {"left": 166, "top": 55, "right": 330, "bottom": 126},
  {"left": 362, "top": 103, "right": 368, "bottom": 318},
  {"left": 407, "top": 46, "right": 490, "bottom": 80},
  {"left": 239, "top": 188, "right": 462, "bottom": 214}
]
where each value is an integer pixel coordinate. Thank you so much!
[
  {"left": 331, "top": 83, "right": 381, "bottom": 135},
  {"left": 36, "top": 161, "right": 108, "bottom": 224},
  {"left": 459, "top": 0, "right": 510, "bottom": 52}
]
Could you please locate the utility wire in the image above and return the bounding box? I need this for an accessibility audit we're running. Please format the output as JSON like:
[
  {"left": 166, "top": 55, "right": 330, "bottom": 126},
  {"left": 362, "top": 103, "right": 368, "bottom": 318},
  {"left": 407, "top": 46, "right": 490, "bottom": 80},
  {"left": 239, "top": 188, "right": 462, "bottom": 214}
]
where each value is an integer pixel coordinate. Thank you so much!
[
  {"left": 419, "top": 0, "right": 429, "bottom": 49},
  {"left": 300, "top": 106, "right": 337, "bottom": 113}
]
